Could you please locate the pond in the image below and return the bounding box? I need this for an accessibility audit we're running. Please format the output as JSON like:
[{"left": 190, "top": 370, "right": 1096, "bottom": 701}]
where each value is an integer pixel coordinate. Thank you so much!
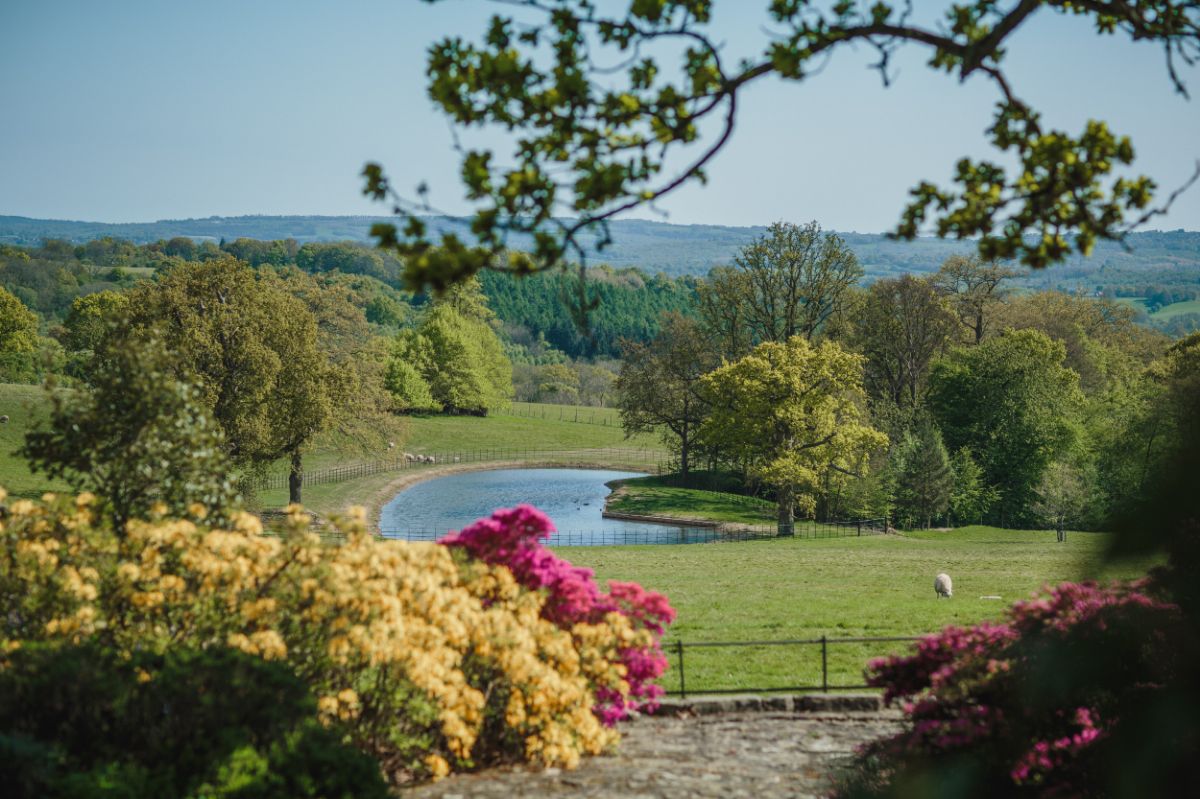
[{"left": 378, "top": 467, "right": 726, "bottom": 546}]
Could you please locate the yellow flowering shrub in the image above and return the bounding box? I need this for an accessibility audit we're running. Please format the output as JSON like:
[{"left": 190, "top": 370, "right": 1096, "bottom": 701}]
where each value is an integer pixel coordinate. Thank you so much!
[{"left": 0, "top": 490, "right": 645, "bottom": 782}]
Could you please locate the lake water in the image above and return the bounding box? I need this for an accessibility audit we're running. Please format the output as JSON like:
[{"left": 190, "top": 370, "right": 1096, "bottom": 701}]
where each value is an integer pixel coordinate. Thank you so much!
[{"left": 378, "top": 467, "right": 726, "bottom": 546}]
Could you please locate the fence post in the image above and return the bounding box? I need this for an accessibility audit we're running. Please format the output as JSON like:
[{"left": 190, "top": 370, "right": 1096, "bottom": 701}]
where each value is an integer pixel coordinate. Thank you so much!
[
  {"left": 676, "top": 640, "right": 686, "bottom": 699},
  {"left": 821, "top": 635, "right": 828, "bottom": 692}
]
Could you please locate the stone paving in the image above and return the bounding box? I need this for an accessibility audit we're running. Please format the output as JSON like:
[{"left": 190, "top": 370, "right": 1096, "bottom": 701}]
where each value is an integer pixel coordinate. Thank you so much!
[{"left": 403, "top": 699, "right": 902, "bottom": 799}]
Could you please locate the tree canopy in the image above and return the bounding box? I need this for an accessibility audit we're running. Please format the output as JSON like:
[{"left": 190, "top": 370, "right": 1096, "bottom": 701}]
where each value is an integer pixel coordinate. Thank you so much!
[
  {"left": 390, "top": 282, "right": 513, "bottom": 415},
  {"left": 119, "top": 258, "right": 339, "bottom": 501},
  {"left": 699, "top": 221, "right": 863, "bottom": 354},
  {"left": 0, "top": 285, "right": 38, "bottom": 355},
  {"left": 928, "top": 329, "right": 1084, "bottom": 525},
  {"left": 21, "top": 335, "right": 239, "bottom": 531},
  {"left": 363, "top": 1, "right": 1200, "bottom": 293},
  {"left": 699, "top": 336, "right": 887, "bottom": 531},
  {"left": 617, "top": 312, "right": 716, "bottom": 477}
]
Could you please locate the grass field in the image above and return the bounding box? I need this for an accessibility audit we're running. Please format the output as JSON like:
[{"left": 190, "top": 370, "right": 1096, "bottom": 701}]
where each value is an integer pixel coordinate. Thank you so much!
[
  {"left": 1111, "top": 297, "right": 1200, "bottom": 321},
  {"left": 0, "top": 385, "right": 662, "bottom": 515},
  {"left": 253, "top": 409, "right": 662, "bottom": 515},
  {"left": 606, "top": 475, "right": 777, "bottom": 525},
  {"left": 0, "top": 383, "right": 69, "bottom": 498},
  {"left": 1152, "top": 299, "right": 1200, "bottom": 320},
  {"left": 564, "top": 526, "right": 1157, "bottom": 694},
  {"left": 1113, "top": 297, "right": 1150, "bottom": 313},
  {"left": 499, "top": 401, "right": 623, "bottom": 428}
]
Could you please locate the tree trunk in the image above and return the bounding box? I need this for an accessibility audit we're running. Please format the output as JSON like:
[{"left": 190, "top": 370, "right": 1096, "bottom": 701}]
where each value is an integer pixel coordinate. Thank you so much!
[
  {"left": 777, "top": 485, "right": 795, "bottom": 537},
  {"left": 289, "top": 448, "right": 303, "bottom": 505},
  {"left": 680, "top": 431, "right": 690, "bottom": 480}
]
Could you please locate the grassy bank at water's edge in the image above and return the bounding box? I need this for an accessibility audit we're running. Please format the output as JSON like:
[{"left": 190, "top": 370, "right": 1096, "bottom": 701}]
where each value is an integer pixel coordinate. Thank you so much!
[{"left": 605, "top": 475, "right": 776, "bottom": 526}]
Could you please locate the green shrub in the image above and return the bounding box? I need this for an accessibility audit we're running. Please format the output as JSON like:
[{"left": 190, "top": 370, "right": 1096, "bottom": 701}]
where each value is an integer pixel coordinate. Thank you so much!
[{"left": 0, "top": 642, "right": 388, "bottom": 799}]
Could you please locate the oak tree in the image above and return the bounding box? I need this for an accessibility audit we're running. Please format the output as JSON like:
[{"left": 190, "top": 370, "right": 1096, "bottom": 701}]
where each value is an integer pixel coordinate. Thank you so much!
[
  {"left": 120, "top": 258, "right": 337, "bottom": 503},
  {"left": 853, "top": 275, "right": 959, "bottom": 408},
  {"left": 616, "top": 312, "right": 716, "bottom": 478},
  {"left": 699, "top": 336, "right": 887, "bottom": 533}
]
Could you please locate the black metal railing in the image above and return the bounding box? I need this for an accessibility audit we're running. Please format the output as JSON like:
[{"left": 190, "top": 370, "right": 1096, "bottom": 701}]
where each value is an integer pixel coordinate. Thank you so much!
[
  {"left": 663, "top": 635, "right": 924, "bottom": 697},
  {"left": 378, "top": 526, "right": 780, "bottom": 546},
  {"left": 379, "top": 518, "right": 888, "bottom": 546}
]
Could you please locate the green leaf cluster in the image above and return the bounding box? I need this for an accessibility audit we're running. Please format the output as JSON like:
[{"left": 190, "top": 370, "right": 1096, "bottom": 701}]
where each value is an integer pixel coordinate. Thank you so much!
[
  {"left": 388, "top": 289, "right": 513, "bottom": 415},
  {"left": 20, "top": 334, "right": 239, "bottom": 531}
]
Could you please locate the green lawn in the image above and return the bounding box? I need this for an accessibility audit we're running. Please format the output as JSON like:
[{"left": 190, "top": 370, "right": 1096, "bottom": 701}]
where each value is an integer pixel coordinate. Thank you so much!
[
  {"left": 0, "top": 383, "right": 69, "bottom": 498},
  {"left": 606, "top": 475, "right": 777, "bottom": 525},
  {"left": 563, "top": 526, "right": 1156, "bottom": 694}
]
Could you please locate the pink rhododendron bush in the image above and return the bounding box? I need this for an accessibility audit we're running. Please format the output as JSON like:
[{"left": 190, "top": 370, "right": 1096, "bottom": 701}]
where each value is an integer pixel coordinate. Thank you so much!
[
  {"left": 833, "top": 576, "right": 1200, "bottom": 798},
  {"left": 441, "top": 504, "right": 676, "bottom": 725},
  {"left": 0, "top": 491, "right": 674, "bottom": 785}
]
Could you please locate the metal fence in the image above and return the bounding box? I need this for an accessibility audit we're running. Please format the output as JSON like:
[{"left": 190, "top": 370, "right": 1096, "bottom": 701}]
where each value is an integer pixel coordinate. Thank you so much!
[
  {"left": 379, "top": 518, "right": 888, "bottom": 546},
  {"left": 247, "top": 447, "right": 670, "bottom": 491},
  {"left": 378, "top": 526, "right": 779, "bottom": 546},
  {"left": 664, "top": 635, "right": 923, "bottom": 697},
  {"left": 500, "top": 402, "right": 621, "bottom": 427}
]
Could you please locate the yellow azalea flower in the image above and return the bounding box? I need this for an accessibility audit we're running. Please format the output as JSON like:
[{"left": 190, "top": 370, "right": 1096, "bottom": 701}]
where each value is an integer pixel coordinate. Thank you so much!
[{"left": 424, "top": 754, "right": 450, "bottom": 780}]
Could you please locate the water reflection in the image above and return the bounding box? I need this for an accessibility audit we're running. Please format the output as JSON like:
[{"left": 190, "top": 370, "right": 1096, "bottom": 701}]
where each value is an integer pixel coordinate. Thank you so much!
[{"left": 378, "top": 468, "right": 733, "bottom": 546}]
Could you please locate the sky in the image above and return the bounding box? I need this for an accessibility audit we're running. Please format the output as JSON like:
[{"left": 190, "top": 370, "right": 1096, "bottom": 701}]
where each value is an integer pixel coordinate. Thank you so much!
[{"left": 2, "top": 0, "right": 1198, "bottom": 232}]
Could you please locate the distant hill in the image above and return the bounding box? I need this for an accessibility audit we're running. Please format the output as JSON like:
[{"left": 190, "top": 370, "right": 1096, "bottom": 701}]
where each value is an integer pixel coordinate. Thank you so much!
[{"left": 2, "top": 214, "right": 1199, "bottom": 293}]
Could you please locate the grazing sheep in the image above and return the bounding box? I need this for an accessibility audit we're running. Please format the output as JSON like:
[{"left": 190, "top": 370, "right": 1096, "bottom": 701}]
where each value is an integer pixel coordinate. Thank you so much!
[
  {"left": 934, "top": 573, "right": 953, "bottom": 599},
  {"left": 0, "top": 415, "right": 8, "bottom": 424}
]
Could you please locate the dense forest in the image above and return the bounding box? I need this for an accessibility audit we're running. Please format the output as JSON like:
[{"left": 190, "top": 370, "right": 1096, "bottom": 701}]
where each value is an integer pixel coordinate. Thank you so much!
[{"left": 613, "top": 222, "right": 1195, "bottom": 536}]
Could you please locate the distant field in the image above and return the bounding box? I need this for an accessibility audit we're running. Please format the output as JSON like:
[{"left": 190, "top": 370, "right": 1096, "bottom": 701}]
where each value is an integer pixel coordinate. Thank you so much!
[
  {"left": 1152, "top": 299, "right": 1200, "bottom": 320},
  {"left": 500, "top": 401, "right": 624, "bottom": 428},
  {"left": 1113, "top": 297, "right": 1150, "bottom": 312},
  {"left": 250, "top": 410, "right": 662, "bottom": 516},
  {"left": 1107, "top": 297, "right": 1200, "bottom": 321},
  {"left": 567, "top": 526, "right": 1157, "bottom": 694}
]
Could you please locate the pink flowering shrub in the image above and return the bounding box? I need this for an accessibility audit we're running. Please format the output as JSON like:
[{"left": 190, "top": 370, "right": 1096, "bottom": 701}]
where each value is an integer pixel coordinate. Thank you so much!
[
  {"left": 440, "top": 505, "right": 676, "bottom": 724},
  {"left": 834, "top": 578, "right": 1197, "bottom": 798}
]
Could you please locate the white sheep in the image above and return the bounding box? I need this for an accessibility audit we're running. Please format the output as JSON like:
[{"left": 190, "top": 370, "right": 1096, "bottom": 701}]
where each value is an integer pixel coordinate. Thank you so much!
[{"left": 934, "top": 573, "right": 953, "bottom": 599}]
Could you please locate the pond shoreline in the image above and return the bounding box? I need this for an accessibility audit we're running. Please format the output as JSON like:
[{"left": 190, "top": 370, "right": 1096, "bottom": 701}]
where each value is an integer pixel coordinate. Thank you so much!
[{"left": 367, "top": 460, "right": 657, "bottom": 534}]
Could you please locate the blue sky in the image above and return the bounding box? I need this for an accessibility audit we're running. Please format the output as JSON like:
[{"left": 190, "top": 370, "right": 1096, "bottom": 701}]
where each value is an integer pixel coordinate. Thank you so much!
[{"left": 2, "top": 0, "right": 1198, "bottom": 231}]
